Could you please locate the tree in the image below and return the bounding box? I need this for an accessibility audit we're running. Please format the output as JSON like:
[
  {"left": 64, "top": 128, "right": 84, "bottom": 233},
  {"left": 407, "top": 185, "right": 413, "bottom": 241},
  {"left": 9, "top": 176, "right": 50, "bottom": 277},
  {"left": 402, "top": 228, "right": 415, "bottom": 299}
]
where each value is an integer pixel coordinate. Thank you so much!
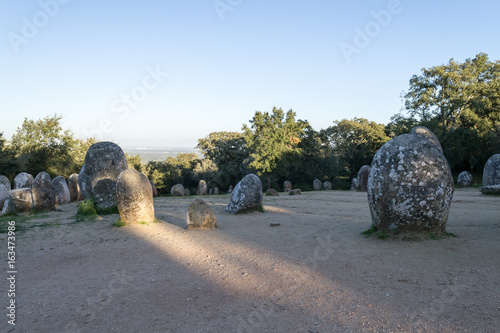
[
  {"left": 402, "top": 53, "right": 500, "bottom": 171},
  {"left": 321, "top": 118, "right": 389, "bottom": 177},
  {"left": 242, "top": 107, "right": 307, "bottom": 189},
  {"left": 197, "top": 131, "right": 249, "bottom": 189},
  {"left": 0, "top": 132, "right": 18, "bottom": 179}
]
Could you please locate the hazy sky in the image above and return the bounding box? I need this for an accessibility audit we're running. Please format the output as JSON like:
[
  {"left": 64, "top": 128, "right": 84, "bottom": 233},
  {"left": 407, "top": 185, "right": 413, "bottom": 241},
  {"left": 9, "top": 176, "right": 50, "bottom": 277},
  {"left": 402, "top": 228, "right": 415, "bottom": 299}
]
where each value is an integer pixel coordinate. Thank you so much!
[{"left": 1, "top": 0, "right": 499, "bottom": 148}]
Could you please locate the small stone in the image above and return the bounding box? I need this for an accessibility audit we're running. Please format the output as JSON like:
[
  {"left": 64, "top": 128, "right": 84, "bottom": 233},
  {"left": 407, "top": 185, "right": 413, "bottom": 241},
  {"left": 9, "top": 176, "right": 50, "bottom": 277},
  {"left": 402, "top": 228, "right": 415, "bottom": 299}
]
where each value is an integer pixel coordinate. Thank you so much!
[
  {"left": 283, "top": 181, "right": 292, "bottom": 193},
  {"left": 14, "top": 172, "right": 34, "bottom": 189},
  {"left": 226, "top": 174, "right": 263, "bottom": 214},
  {"left": 313, "top": 179, "right": 322, "bottom": 191},
  {"left": 483, "top": 154, "right": 500, "bottom": 186},
  {"left": 32, "top": 172, "right": 55, "bottom": 211},
  {"left": 187, "top": 198, "right": 217, "bottom": 229},
  {"left": 67, "top": 173, "right": 81, "bottom": 201},
  {"left": 480, "top": 184, "right": 500, "bottom": 195},
  {"left": 198, "top": 180, "right": 207, "bottom": 195},
  {"left": 0, "top": 175, "right": 11, "bottom": 209},
  {"left": 149, "top": 180, "right": 158, "bottom": 197},
  {"left": 52, "top": 176, "right": 71, "bottom": 205},
  {"left": 289, "top": 189, "right": 301, "bottom": 195},
  {"left": 357, "top": 165, "right": 371, "bottom": 192},
  {"left": 323, "top": 181, "right": 332, "bottom": 191},
  {"left": 171, "top": 184, "right": 186, "bottom": 196},
  {"left": 1, "top": 188, "right": 33, "bottom": 215},
  {"left": 266, "top": 188, "right": 279, "bottom": 196},
  {"left": 457, "top": 171, "right": 473, "bottom": 187}
]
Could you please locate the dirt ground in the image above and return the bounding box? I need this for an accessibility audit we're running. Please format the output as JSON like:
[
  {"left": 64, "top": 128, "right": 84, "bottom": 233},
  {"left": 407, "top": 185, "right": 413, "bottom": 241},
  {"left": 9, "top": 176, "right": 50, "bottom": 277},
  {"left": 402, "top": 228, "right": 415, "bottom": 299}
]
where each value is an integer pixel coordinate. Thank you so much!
[{"left": 1, "top": 188, "right": 499, "bottom": 333}]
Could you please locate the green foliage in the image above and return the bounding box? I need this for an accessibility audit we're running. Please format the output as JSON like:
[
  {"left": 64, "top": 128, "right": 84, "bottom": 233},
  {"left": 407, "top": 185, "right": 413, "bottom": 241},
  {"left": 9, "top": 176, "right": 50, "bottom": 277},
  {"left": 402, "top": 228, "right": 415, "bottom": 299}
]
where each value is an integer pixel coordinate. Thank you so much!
[
  {"left": 113, "top": 219, "right": 127, "bottom": 227},
  {"left": 95, "top": 205, "right": 119, "bottom": 215},
  {"left": 321, "top": 118, "right": 389, "bottom": 177},
  {"left": 402, "top": 53, "right": 500, "bottom": 172},
  {"left": 243, "top": 107, "right": 308, "bottom": 189},
  {"left": 361, "top": 225, "right": 390, "bottom": 239},
  {"left": 76, "top": 198, "right": 98, "bottom": 218}
]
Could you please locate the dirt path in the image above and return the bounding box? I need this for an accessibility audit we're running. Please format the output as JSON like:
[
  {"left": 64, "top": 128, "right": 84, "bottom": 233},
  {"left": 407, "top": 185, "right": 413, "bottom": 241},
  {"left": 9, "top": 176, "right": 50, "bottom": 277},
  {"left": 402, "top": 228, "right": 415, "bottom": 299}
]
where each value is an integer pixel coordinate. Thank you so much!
[{"left": 1, "top": 189, "right": 499, "bottom": 332}]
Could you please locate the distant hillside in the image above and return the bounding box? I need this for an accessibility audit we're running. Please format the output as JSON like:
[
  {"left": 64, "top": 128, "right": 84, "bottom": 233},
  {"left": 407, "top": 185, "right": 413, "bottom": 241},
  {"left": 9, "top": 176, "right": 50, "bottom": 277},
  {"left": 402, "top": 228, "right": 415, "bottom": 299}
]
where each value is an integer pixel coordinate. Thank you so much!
[{"left": 123, "top": 147, "right": 202, "bottom": 163}]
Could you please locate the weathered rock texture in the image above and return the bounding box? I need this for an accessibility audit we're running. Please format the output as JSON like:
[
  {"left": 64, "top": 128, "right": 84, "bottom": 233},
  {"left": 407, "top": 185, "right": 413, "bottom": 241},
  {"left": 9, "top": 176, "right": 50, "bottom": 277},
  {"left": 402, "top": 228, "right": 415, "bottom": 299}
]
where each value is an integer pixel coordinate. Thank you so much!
[
  {"left": 93, "top": 179, "right": 117, "bottom": 211},
  {"left": 149, "top": 180, "right": 158, "bottom": 197},
  {"left": 32, "top": 172, "right": 55, "bottom": 211},
  {"left": 198, "top": 180, "right": 207, "bottom": 195},
  {"left": 357, "top": 165, "right": 371, "bottom": 192},
  {"left": 266, "top": 188, "right": 279, "bottom": 196},
  {"left": 410, "top": 126, "right": 443, "bottom": 152},
  {"left": 171, "top": 184, "right": 186, "bottom": 196},
  {"left": 323, "top": 181, "right": 332, "bottom": 191},
  {"left": 0, "top": 175, "right": 11, "bottom": 209},
  {"left": 78, "top": 142, "right": 128, "bottom": 200},
  {"left": 457, "top": 171, "right": 473, "bottom": 188},
  {"left": 313, "top": 179, "right": 322, "bottom": 191},
  {"left": 213, "top": 188, "right": 219, "bottom": 195},
  {"left": 116, "top": 169, "right": 155, "bottom": 223},
  {"left": 187, "top": 198, "right": 217, "bottom": 229},
  {"left": 351, "top": 178, "right": 359, "bottom": 190},
  {"left": 14, "top": 172, "right": 34, "bottom": 189},
  {"left": 226, "top": 174, "right": 263, "bottom": 214},
  {"left": 2, "top": 189, "right": 33, "bottom": 215},
  {"left": 283, "top": 181, "right": 292, "bottom": 193},
  {"left": 367, "top": 134, "right": 454, "bottom": 234},
  {"left": 483, "top": 154, "right": 500, "bottom": 186},
  {"left": 52, "top": 176, "right": 71, "bottom": 205},
  {"left": 67, "top": 174, "right": 81, "bottom": 201},
  {"left": 480, "top": 184, "right": 500, "bottom": 195}
]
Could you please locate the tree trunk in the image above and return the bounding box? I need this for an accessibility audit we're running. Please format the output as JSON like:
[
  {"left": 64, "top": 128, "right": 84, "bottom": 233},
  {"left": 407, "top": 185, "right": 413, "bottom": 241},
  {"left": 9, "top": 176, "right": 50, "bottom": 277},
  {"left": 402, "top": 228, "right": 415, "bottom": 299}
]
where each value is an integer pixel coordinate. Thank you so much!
[{"left": 267, "top": 174, "right": 271, "bottom": 190}]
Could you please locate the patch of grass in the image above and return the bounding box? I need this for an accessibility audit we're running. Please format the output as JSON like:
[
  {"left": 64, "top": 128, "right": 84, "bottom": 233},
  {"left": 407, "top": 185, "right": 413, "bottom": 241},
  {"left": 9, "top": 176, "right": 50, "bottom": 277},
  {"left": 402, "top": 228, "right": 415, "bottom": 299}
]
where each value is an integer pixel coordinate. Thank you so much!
[
  {"left": 112, "top": 219, "right": 127, "bottom": 227},
  {"left": 425, "top": 231, "right": 458, "bottom": 240},
  {"left": 361, "top": 225, "right": 390, "bottom": 239},
  {"left": 95, "top": 205, "right": 119, "bottom": 215},
  {"left": 76, "top": 198, "right": 98, "bottom": 218}
]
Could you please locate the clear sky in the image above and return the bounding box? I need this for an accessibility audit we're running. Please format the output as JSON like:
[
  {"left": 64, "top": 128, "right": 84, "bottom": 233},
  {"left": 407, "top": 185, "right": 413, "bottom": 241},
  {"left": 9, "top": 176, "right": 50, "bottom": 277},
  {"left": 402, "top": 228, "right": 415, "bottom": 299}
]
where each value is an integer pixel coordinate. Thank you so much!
[{"left": 1, "top": 0, "right": 499, "bottom": 148}]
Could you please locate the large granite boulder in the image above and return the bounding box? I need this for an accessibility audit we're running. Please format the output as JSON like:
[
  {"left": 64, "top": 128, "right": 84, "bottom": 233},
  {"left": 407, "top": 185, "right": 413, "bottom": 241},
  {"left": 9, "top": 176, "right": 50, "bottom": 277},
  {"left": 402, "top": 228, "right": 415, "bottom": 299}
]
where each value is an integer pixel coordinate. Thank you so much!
[
  {"left": 323, "top": 181, "right": 332, "bottom": 191},
  {"left": 226, "top": 174, "right": 263, "bottom": 214},
  {"left": 367, "top": 133, "right": 454, "bottom": 234},
  {"left": 79, "top": 142, "right": 128, "bottom": 199},
  {"left": 357, "top": 165, "right": 371, "bottom": 192},
  {"left": 52, "top": 176, "right": 71, "bottom": 205},
  {"left": 313, "top": 179, "right": 322, "bottom": 191},
  {"left": 93, "top": 179, "right": 117, "bottom": 212},
  {"left": 283, "top": 181, "right": 292, "bottom": 193},
  {"left": 410, "top": 126, "right": 443, "bottom": 152},
  {"left": 67, "top": 173, "right": 81, "bottom": 201},
  {"left": 187, "top": 198, "right": 217, "bottom": 229},
  {"left": 0, "top": 175, "right": 11, "bottom": 209},
  {"left": 14, "top": 172, "right": 34, "bottom": 189},
  {"left": 116, "top": 169, "right": 155, "bottom": 223},
  {"left": 483, "top": 154, "right": 500, "bottom": 186},
  {"left": 149, "top": 180, "right": 158, "bottom": 197},
  {"left": 171, "top": 184, "right": 186, "bottom": 196},
  {"left": 457, "top": 171, "right": 473, "bottom": 188},
  {"left": 2, "top": 189, "right": 33, "bottom": 215},
  {"left": 198, "top": 180, "right": 207, "bottom": 195},
  {"left": 32, "top": 172, "right": 55, "bottom": 211}
]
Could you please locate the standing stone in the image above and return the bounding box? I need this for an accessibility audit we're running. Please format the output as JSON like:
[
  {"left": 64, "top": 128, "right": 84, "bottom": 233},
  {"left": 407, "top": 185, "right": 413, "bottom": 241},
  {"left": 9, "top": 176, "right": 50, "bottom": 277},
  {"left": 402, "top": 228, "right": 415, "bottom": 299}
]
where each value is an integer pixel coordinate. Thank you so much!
[
  {"left": 67, "top": 174, "right": 81, "bottom": 201},
  {"left": 209, "top": 188, "right": 213, "bottom": 195},
  {"left": 78, "top": 164, "right": 88, "bottom": 200},
  {"left": 351, "top": 178, "right": 359, "bottom": 190},
  {"left": 52, "top": 176, "right": 71, "bottom": 205},
  {"left": 313, "top": 179, "right": 322, "bottom": 191},
  {"left": 93, "top": 179, "right": 117, "bottom": 211},
  {"left": 14, "top": 172, "right": 34, "bottom": 189},
  {"left": 226, "top": 174, "right": 263, "bottom": 214},
  {"left": 171, "top": 184, "right": 186, "bottom": 196},
  {"left": 149, "top": 180, "right": 158, "bottom": 197},
  {"left": 410, "top": 126, "right": 443, "bottom": 152},
  {"left": 367, "top": 134, "right": 454, "bottom": 234},
  {"left": 357, "top": 165, "right": 371, "bottom": 192},
  {"left": 186, "top": 188, "right": 191, "bottom": 196},
  {"left": 2, "top": 189, "right": 33, "bottom": 215},
  {"left": 483, "top": 154, "right": 500, "bottom": 186},
  {"left": 79, "top": 142, "right": 128, "bottom": 199},
  {"left": 283, "top": 181, "right": 292, "bottom": 193},
  {"left": 228, "top": 185, "right": 233, "bottom": 194},
  {"left": 198, "top": 180, "right": 207, "bottom": 195},
  {"left": 457, "top": 171, "right": 473, "bottom": 188},
  {"left": 266, "top": 188, "right": 279, "bottom": 196},
  {"left": 213, "top": 187, "right": 219, "bottom": 195},
  {"left": 116, "top": 169, "right": 155, "bottom": 223},
  {"left": 480, "top": 185, "right": 500, "bottom": 195},
  {"left": 187, "top": 198, "right": 217, "bottom": 229},
  {"left": 32, "top": 172, "right": 55, "bottom": 211},
  {"left": 323, "top": 181, "right": 332, "bottom": 190},
  {"left": 0, "top": 175, "right": 11, "bottom": 209}
]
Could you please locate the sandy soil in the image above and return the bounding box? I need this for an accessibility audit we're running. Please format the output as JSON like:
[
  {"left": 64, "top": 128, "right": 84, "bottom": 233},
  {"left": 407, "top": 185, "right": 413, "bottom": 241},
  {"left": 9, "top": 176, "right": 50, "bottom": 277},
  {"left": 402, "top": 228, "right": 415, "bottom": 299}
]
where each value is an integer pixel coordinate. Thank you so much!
[{"left": 1, "top": 188, "right": 499, "bottom": 333}]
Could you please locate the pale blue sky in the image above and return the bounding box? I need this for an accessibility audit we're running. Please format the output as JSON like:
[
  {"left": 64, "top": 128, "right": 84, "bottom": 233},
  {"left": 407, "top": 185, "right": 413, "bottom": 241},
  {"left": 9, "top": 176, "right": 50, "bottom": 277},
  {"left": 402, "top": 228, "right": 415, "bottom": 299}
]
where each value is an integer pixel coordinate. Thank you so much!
[{"left": 1, "top": 0, "right": 499, "bottom": 148}]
